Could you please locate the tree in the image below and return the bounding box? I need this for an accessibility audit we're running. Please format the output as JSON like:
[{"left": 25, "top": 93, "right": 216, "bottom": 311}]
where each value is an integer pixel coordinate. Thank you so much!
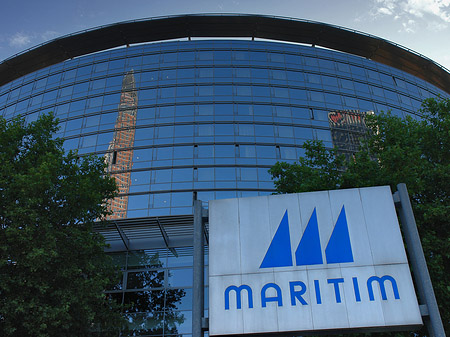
[
  {"left": 269, "top": 97, "right": 450, "bottom": 336},
  {"left": 0, "top": 113, "right": 124, "bottom": 337}
]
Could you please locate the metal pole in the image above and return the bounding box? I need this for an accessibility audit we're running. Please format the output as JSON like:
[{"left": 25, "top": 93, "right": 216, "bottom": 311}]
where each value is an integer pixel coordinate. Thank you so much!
[
  {"left": 192, "top": 199, "right": 205, "bottom": 337},
  {"left": 394, "top": 183, "right": 445, "bottom": 337}
]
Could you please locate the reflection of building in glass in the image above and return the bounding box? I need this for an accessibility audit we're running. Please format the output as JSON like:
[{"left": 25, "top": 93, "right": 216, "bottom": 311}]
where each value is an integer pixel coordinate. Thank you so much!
[
  {"left": 328, "top": 109, "right": 373, "bottom": 156},
  {"left": 105, "top": 71, "right": 138, "bottom": 219},
  {"left": 1, "top": 15, "right": 450, "bottom": 336}
]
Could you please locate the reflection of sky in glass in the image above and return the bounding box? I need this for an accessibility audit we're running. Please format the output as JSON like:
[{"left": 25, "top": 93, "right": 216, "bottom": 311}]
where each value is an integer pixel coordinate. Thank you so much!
[{"left": 2, "top": 40, "right": 440, "bottom": 213}]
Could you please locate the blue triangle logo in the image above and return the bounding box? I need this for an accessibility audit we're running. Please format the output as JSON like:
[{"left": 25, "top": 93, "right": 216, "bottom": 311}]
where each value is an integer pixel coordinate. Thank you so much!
[
  {"left": 295, "top": 208, "right": 323, "bottom": 266},
  {"left": 260, "top": 211, "right": 293, "bottom": 268},
  {"left": 325, "top": 206, "right": 354, "bottom": 264}
]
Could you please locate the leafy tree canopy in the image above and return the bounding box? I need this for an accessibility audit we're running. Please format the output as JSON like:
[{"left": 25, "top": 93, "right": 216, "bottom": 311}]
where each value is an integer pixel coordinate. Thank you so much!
[
  {"left": 0, "top": 113, "right": 123, "bottom": 337},
  {"left": 269, "top": 97, "right": 450, "bottom": 336}
]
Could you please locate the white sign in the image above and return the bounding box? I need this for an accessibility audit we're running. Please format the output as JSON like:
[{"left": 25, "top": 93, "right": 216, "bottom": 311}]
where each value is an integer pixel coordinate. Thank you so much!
[{"left": 209, "top": 186, "right": 422, "bottom": 335}]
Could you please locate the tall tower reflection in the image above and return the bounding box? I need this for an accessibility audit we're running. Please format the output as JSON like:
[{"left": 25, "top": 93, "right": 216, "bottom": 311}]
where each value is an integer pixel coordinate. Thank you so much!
[
  {"left": 328, "top": 109, "right": 373, "bottom": 158},
  {"left": 105, "top": 70, "right": 138, "bottom": 219}
]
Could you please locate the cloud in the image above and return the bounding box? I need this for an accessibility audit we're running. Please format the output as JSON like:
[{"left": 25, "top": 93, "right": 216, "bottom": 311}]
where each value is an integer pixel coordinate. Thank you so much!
[
  {"left": 402, "top": 0, "right": 450, "bottom": 22},
  {"left": 40, "top": 30, "right": 59, "bottom": 42},
  {"left": 373, "top": 0, "right": 450, "bottom": 31},
  {"left": 7, "top": 30, "right": 60, "bottom": 51},
  {"left": 375, "top": 0, "right": 397, "bottom": 15},
  {"left": 9, "top": 32, "right": 32, "bottom": 47},
  {"left": 402, "top": 18, "right": 417, "bottom": 32},
  {"left": 427, "top": 20, "right": 448, "bottom": 29}
]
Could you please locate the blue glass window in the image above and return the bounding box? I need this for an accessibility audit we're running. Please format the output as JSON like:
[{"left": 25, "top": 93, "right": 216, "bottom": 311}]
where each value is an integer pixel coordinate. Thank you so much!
[
  {"left": 197, "top": 145, "right": 214, "bottom": 158},
  {"left": 198, "top": 86, "right": 213, "bottom": 96},
  {"left": 197, "top": 168, "right": 214, "bottom": 181},
  {"left": 240, "top": 167, "right": 257, "bottom": 180},
  {"left": 161, "top": 69, "right": 176, "bottom": 80},
  {"left": 251, "top": 68, "right": 269, "bottom": 78},
  {"left": 135, "top": 127, "right": 154, "bottom": 140},
  {"left": 171, "top": 192, "right": 193, "bottom": 207},
  {"left": 172, "top": 168, "right": 193, "bottom": 182},
  {"left": 256, "top": 145, "right": 276, "bottom": 158},
  {"left": 178, "top": 68, "right": 195, "bottom": 79},
  {"left": 214, "top": 85, "right": 233, "bottom": 96},
  {"left": 278, "top": 125, "right": 294, "bottom": 138},
  {"left": 153, "top": 193, "right": 171, "bottom": 208},
  {"left": 280, "top": 147, "right": 297, "bottom": 160},
  {"left": 175, "top": 125, "right": 194, "bottom": 137},
  {"left": 214, "top": 104, "right": 233, "bottom": 115},
  {"left": 239, "top": 145, "right": 256, "bottom": 157},
  {"left": 253, "top": 86, "right": 271, "bottom": 97},
  {"left": 236, "top": 104, "right": 253, "bottom": 115},
  {"left": 238, "top": 124, "right": 254, "bottom": 136},
  {"left": 272, "top": 87, "right": 289, "bottom": 98},
  {"left": 174, "top": 146, "right": 193, "bottom": 159},
  {"left": 271, "top": 70, "right": 287, "bottom": 80},
  {"left": 159, "top": 87, "right": 176, "bottom": 98},
  {"left": 141, "top": 71, "right": 158, "bottom": 82},
  {"left": 198, "top": 68, "right": 213, "bottom": 78},
  {"left": 234, "top": 68, "right": 250, "bottom": 77},
  {"left": 215, "top": 145, "right": 235, "bottom": 157},
  {"left": 198, "top": 125, "right": 213, "bottom": 136},
  {"left": 198, "top": 105, "right": 213, "bottom": 115},
  {"left": 310, "top": 91, "right": 324, "bottom": 102},
  {"left": 250, "top": 51, "right": 267, "bottom": 62},
  {"left": 275, "top": 106, "right": 291, "bottom": 117},
  {"left": 214, "top": 124, "right": 234, "bottom": 136},
  {"left": 133, "top": 148, "right": 152, "bottom": 162},
  {"left": 131, "top": 171, "right": 151, "bottom": 185},
  {"left": 127, "top": 195, "right": 150, "bottom": 210},
  {"left": 214, "top": 68, "right": 230, "bottom": 78},
  {"left": 258, "top": 167, "right": 272, "bottom": 181},
  {"left": 154, "top": 169, "right": 172, "bottom": 183},
  {"left": 175, "top": 105, "right": 194, "bottom": 116},
  {"left": 295, "top": 127, "right": 313, "bottom": 139},
  {"left": 157, "top": 126, "right": 174, "bottom": 138},
  {"left": 235, "top": 86, "right": 251, "bottom": 96},
  {"left": 253, "top": 105, "right": 272, "bottom": 116},
  {"left": 176, "top": 86, "right": 195, "bottom": 97},
  {"left": 215, "top": 167, "right": 236, "bottom": 181},
  {"left": 315, "top": 129, "right": 332, "bottom": 142},
  {"left": 143, "top": 54, "right": 160, "bottom": 65},
  {"left": 154, "top": 147, "right": 173, "bottom": 160},
  {"left": 322, "top": 75, "right": 339, "bottom": 87},
  {"left": 255, "top": 124, "right": 274, "bottom": 136}
]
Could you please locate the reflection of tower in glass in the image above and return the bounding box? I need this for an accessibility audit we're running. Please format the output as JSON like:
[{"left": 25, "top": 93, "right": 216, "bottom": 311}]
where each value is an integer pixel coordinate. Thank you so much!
[
  {"left": 328, "top": 109, "right": 373, "bottom": 157},
  {"left": 105, "top": 71, "right": 137, "bottom": 219}
]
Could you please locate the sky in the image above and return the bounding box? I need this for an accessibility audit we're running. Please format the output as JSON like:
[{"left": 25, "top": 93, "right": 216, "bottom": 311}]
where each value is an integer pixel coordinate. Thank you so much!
[{"left": 1, "top": 0, "right": 450, "bottom": 70}]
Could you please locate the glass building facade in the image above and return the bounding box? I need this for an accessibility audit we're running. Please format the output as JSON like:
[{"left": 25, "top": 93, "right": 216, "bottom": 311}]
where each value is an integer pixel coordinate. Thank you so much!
[{"left": 1, "top": 15, "right": 449, "bottom": 336}]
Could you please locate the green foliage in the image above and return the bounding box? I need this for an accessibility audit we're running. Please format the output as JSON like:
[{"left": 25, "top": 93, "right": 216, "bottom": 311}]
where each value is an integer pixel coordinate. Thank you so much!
[
  {"left": 0, "top": 113, "right": 123, "bottom": 337},
  {"left": 269, "top": 142, "right": 346, "bottom": 193},
  {"left": 269, "top": 97, "right": 450, "bottom": 336}
]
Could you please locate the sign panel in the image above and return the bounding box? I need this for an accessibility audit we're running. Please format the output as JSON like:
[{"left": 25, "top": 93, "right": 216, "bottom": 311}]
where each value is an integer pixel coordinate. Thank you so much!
[{"left": 209, "top": 186, "right": 422, "bottom": 335}]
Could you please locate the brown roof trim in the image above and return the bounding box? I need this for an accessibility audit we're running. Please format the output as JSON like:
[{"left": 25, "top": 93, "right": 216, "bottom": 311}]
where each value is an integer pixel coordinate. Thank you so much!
[{"left": 1, "top": 14, "right": 449, "bottom": 94}]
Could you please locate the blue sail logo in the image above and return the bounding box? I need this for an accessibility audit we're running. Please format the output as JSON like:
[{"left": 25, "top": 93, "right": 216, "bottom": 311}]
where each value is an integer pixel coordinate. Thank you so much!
[{"left": 260, "top": 206, "right": 353, "bottom": 268}]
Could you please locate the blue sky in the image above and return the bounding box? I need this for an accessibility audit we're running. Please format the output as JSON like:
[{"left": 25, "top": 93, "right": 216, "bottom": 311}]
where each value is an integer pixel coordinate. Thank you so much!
[{"left": 1, "top": 0, "right": 450, "bottom": 69}]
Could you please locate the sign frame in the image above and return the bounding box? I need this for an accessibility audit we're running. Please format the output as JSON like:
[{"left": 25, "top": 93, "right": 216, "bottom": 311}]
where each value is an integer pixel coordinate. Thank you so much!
[{"left": 208, "top": 186, "right": 423, "bottom": 335}]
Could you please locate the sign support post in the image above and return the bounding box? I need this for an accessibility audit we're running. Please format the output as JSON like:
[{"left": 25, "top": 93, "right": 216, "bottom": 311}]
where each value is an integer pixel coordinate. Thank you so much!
[
  {"left": 193, "top": 199, "right": 206, "bottom": 337},
  {"left": 393, "top": 183, "right": 445, "bottom": 337}
]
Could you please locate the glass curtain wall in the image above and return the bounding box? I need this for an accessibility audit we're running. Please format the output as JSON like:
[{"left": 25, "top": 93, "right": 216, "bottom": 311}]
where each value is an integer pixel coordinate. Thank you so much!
[{"left": 1, "top": 39, "right": 449, "bottom": 336}]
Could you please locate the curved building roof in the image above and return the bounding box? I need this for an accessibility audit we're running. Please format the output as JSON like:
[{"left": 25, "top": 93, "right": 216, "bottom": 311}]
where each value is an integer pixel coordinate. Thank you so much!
[{"left": 1, "top": 14, "right": 449, "bottom": 94}]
